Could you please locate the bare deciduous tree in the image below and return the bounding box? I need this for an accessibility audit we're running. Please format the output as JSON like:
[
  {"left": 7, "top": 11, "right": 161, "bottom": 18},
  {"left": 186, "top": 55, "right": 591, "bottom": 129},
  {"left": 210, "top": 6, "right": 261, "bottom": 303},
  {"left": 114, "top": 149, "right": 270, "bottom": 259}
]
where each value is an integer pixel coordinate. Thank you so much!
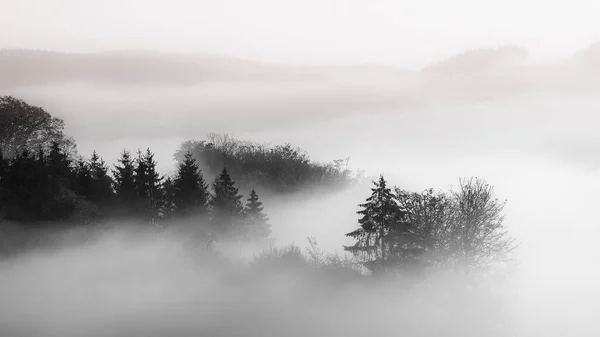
[
  {"left": 396, "top": 188, "right": 453, "bottom": 265},
  {"left": 448, "top": 177, "right": 516, "bottom": 271}
]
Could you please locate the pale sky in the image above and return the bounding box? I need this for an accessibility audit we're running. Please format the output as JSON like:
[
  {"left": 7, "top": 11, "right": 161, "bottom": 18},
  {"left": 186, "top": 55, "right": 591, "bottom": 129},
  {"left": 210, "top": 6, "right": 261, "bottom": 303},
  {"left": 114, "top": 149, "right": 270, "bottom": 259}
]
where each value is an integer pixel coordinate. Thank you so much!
[{"left": 2, "top": 0, "right": 600, "bottom": 69}]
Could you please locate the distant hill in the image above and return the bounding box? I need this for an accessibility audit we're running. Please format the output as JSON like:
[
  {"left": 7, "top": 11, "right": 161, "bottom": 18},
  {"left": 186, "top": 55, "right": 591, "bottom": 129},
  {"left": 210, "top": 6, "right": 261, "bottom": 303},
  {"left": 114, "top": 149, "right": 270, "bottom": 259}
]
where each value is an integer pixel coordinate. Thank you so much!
[
  {"left": 0, "top": 49, "right": 324, "bottom": 87},
  {"left": 0, "top": 49, "right": 410, "bottom": 88},
  {"left": 568, "top": 42, "right": 600, "bottom": 71},
  {"left": 421, "top": 45, "right": 529, "bottom": 74}
]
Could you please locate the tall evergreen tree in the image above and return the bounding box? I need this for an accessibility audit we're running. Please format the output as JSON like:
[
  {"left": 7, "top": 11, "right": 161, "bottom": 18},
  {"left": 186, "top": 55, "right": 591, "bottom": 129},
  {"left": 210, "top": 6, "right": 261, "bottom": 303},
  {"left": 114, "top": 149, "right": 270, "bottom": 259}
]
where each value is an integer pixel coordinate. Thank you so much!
[
  {"left": 89, "top": 151, "right": 114, "bottom": 206},
  {"left": 73, "top": 160, "right": 93, "bottom": 199},
  {"left": 112, "top": 150, "right": 137, "bottom": 212},
  {"left": 134, "top": 148, "right": 163, "bottom": 220},
  {"left": 243, "top": 189, "right": 271, "bottom": 240},
  {"left": 210, "top": 167, "right": 244, "bottom": 237},
  {"left": 47, "top": 141, "right": 71, "bottom": 180},
  {"left": 173, "top": 152, "right": 209, "bottom": 217},
  {"left": 344, "top": 175, "right": 422, "bottom": 273},
  {"left": 43, "top": 142, "right": 80, "bottom": 220},
  {"left": 4, "top": 150, "right": 40, "bottom": 220},
  {"left": 158, "top": 177, "right": 176, "bottom": 220}
]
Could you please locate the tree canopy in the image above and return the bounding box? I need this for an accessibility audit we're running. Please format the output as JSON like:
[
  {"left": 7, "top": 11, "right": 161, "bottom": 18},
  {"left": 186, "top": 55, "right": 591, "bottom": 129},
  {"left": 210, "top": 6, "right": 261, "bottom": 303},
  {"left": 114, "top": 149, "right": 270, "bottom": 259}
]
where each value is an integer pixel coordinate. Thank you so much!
[{"left": 0, "top": 96, "right": 76, "bottom": 158}]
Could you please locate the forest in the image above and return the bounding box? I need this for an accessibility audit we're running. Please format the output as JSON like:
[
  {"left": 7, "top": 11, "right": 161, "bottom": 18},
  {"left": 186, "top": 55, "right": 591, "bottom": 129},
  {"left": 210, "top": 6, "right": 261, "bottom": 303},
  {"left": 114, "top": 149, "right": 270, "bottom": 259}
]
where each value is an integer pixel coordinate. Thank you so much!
[{"left": 0, "top": 95, "right": 515, "bottom": 277}]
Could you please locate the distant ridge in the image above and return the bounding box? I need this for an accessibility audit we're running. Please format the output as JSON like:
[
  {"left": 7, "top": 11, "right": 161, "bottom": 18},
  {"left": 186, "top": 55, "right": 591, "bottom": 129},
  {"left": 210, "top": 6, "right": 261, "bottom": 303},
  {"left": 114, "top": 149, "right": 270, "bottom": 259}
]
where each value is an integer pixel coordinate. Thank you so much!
[
  {"left": 421, "top": 45, "right": 529, "bottom": 74},
  {"left": 2, "top": 44, "right": 600, "bottom": 89},
  {"left": 0, "top": 49, "right": 322, "bottom": 87},
  {"left": 568, "top": 42, "right": 600, "bottom": 70}
]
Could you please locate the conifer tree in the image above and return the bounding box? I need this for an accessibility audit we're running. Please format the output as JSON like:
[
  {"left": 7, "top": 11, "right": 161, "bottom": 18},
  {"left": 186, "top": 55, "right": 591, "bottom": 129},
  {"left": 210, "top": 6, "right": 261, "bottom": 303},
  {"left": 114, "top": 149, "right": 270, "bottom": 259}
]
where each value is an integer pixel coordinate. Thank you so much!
[
  {"left": 5, "top": 150, "right": 39, "bottom": 220},
  {"left": 159, "top": 177, "right": 176, "bottom": 219},
  {"left": 112, "top": 150, "right": 137, "bottom": 212},
  {"left": 244, "top": 189, "right": 271, "bottom": 240},
  {"left": 47, "top": 141, "right": 71, "bottom": 181},
  {"left": 210, "top": 167, "right": 244, "bottom": 236},
  {"left": 44, "top": 141, "right": 81, "bottom": 220},
  {"left": 73, "top": 160, "right": 93, "bottom": 199},
  {"left": 134, "top": 148, "right": 163, "bottom": 220},
  {"left": 173, "top": 152, "right": 209, "bottom": 217},
  {"left": 89, "top": 151, "right": 114, "bottom": 205},
  {"left": 344, "top": 175, "right": 422, "bottom": 273}
]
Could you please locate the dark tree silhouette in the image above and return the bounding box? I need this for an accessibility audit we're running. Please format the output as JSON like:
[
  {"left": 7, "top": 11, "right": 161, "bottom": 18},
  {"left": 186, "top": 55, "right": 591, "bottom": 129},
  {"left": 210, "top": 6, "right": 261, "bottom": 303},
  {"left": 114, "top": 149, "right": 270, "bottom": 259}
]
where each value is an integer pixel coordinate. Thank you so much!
[
  {"left": 1, "top": 146, "right": 85, "bottom": 222},
  {"left": 112, "top": 150, "right": 137, "bottom": 213},
  {"left": 174, "top": 134, "right": 358, "bottom": 195},
  {"left": 88, "top": 151, "right": 115, "bottom": 206},
  {"left": 0, "top": 149, "right": 5, "bottom": 217},
  {"left": 396, "top": 188, "right": 453, "bottom": 265},
  {"left": 0, "top": 96, "right": 77, "bottom": 158},
  {"left": 47, "top": 141, "right": 71, "bottom": 179},
  {"left": 0, "top": 148, "right": 5, "bottom": 177},
  {"left": 243, "top": 189, "right": 271, "bottom": 240},
  {"left": 345, "top": 175, "right": 422, "bottom": 273},
  {"left": 159, "top": 177, "right": 176, "bottom": 220},
  {"left": 210, "top": 167, "right": 244, "bottom": 237},
  {"left": 73, "top": 160, "right": 93, "bottom": 199},
  {"left": 172, "top": 152, "right": 209, "bottom": 217},
  {"left": 134, "top": 149, "right": 163, "bottom": 221}
]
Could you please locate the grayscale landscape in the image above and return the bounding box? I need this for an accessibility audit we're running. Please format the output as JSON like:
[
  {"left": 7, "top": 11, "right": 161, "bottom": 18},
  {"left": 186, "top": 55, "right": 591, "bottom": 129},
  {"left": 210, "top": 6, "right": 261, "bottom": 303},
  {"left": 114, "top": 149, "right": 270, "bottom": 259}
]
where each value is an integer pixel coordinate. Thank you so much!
[{"left": 1, "top": 1, "right": 599, "bottom": 336}]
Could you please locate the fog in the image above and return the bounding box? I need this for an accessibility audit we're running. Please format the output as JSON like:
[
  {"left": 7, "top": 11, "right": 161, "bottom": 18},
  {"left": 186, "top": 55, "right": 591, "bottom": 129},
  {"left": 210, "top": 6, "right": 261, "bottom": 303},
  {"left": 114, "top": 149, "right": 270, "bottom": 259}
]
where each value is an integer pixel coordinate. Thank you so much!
[
  {"left": 0, "top": 229, "right": 516, "bottom": 337},
  {"left": 2, "top": 0, "right": 600, "bottom": 335},
  {"left": 3, "top": 77, "right": 600, "bottom": 334},
  {"left": 3, "top": 0, "right": 600, "bottom": 67}
]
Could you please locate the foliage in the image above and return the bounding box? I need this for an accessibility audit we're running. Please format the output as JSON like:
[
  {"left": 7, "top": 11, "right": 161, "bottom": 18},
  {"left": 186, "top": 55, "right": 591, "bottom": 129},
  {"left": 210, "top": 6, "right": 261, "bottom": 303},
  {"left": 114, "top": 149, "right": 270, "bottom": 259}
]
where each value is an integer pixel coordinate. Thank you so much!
[
  {"left": 112, "top": 150, "right": 137, "bottom": 212},
  {"left": 447, "top": 177, "right": 516, "bottom": 271},
  {"left": 345, "top": 175, "right": 424, "bottom": 273},
  {"left": 173, "top": 134, "right": 359, "bottom": 195},
  {"left": 0, "top": 96, "right": 77, "bottom": 158},
  {"left": 395, "top": 188, "right": 454, "bottom": 265},
  {"left": 0, "top": 97, "right": 516, "bottom": 279},
  {"left": 210, "top": 168, "right": 245, "bottom": 237},
  {"left": 243, "top": 189, "right": 271, "bottom": 241},
  {"left": 134, "top": 148, "right": 163, "bottom": 220},
  {"left": 172, "top": 152, "right": 209, "bottom": 217}
]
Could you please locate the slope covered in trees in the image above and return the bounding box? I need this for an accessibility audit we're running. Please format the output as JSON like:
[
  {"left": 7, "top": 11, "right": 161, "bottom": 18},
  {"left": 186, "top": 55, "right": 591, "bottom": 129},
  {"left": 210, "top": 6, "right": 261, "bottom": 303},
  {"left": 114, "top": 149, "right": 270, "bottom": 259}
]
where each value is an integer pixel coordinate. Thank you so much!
[
  {"left": 174, "top": 133, "right": 360, "bottom": 196},
  {"left": 0, "top": 96, "right": 515, "bottom": 278}
]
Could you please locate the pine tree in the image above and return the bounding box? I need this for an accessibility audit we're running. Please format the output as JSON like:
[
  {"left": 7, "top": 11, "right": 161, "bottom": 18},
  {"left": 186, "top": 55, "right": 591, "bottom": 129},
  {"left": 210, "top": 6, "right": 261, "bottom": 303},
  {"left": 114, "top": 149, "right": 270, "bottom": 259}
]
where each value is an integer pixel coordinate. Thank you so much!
[
  {"left": 89, "top": 151, "right": 114, "bottom": 206},
  {"left": 134, "top": 148, "right": 163, "bottom": 220},
  {"left": 159, "top": 177, "right": 176, "bottom": 220},
  {"left": 4, "top": 150, "right": 38, "bottom": 220},
  {"left": 244, "top": 189, "right": 271, "bottom": 240},
  {"left": 210, "top": 167, "right": 244, "bottom": 237},
  {"left": 112, "top": 150, "right": 137, "bottom": 212},
  {"left": 344, "top": 175, "right": 422, "bottom": 273},
  {"left": 47, "top": 141, "right": 71, "bottom": 178},
  {"left": 73, "top": 160, "right": 93, "bottom": 199},
  {"left": 44, "top": 142, "right": 80, "bottom": 220},
  {"left": 173, "top": 152, "right": 209, "bottom": 217}
]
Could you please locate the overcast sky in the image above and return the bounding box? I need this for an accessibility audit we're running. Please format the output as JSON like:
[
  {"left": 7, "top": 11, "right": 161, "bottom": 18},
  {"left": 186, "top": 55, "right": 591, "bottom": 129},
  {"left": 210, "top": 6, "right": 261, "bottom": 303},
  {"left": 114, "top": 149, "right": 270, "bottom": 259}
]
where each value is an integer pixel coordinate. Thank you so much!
[{"left": 2, "top": 0, "right": 600, "bottom": 69}]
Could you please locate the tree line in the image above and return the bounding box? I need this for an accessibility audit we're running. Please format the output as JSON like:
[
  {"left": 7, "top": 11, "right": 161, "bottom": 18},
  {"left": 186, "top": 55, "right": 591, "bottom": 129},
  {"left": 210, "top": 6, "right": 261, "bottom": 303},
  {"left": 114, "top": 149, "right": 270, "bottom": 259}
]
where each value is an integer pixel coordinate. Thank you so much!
[
  {"left": 345, "top": 175, "right": 515, "bottom": 275},
  {"left": 0, "top": 95, "right": 515, "bottom": 275},
  {"left": 0, "top": 142, "right": 270, "bottom": 242}
]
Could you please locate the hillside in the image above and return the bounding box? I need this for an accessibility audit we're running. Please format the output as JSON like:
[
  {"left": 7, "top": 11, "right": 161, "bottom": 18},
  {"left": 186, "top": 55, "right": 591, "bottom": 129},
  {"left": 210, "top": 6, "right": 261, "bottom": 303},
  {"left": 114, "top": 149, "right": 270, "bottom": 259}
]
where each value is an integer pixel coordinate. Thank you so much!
[
  {"left": 0, "top": 49, "right": 320, "bottom": 87},
  {"left": 0, "top": 49, "right": 409, "bottom": 88},
  {"left": 568, "top": 42, "right": 600, "bottom": 71},
  {"left": 421, "top": 45, "right": 530, "bottom": 74}
]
